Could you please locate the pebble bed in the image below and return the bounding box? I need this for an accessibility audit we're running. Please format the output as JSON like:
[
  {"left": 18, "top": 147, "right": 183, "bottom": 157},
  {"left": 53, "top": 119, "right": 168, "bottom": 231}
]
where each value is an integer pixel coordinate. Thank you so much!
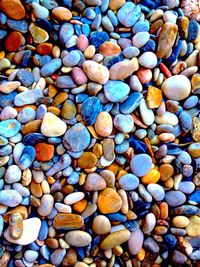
[{"left": 0, "top": 0, "right": 200, "bottom": 266}]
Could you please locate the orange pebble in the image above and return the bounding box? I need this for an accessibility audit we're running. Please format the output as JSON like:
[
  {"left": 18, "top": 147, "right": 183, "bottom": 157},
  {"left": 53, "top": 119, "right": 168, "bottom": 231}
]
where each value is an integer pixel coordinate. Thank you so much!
[
  {"left": 160, "top": 62, "right": 172, "bottom": 78},
  {"left": 106, "top": 163, "right": 119, "bottom": 175},
  {"left": 136, "top": 248, "right": 146, "bottom": 261},
  {"left": 5, "top": 31, "right": 23, "bottom": 52},
  {"left": 160, "top": 202, "right": 168, "bottom": 220},
  {"left": 35, "top": 143, "right": 55, "bottom": 162},
  {"left": 73, "top": 199, "right": 87, "bottom": 213},
  {"left": 99, "top": 41, "right": 121, "bottom": 57},
  {"left": 0, "top": 0, "right": 25, "bottom": 20},
  {"left": 141, "top": 168, "right": 160, "bottom": 185},
  {"left": 136, "top": 67, "right": 152, "bottom": 84},
  {"left": 36, "top": 43, "right": 53, "bottom": 55},
  {"left": 146, "top": 86, "right": 162, "bottom": 109}
]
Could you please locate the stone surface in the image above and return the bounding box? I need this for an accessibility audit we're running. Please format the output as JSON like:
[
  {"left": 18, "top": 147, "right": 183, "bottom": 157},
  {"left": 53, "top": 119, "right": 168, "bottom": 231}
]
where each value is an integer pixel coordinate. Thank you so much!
[{"left": 97, "top": 188, "right": 122, "bottom": 214}]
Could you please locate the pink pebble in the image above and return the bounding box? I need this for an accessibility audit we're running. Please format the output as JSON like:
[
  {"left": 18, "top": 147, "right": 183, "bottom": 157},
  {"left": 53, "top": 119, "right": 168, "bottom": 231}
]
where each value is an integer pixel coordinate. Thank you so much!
[
  {"left": 72, "top": 67, "right": 88, "bottom": 85},
  {"left": 77, "top": 34, "right": 89, "bottom": 52}
]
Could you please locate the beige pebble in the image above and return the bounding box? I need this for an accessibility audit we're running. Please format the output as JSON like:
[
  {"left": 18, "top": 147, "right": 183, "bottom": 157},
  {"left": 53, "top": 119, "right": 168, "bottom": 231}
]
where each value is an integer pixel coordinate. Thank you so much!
[
  {"left": 172, "top": 216, "right": 190, "bottom": 228},
  {"left": 92, "top": 215, "right": 111, "bottom": 235}
]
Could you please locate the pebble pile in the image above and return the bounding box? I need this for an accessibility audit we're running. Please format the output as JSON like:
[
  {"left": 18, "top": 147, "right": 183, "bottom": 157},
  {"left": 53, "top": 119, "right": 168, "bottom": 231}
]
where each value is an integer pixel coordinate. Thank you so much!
[{"left": 0, "top": 0, "right": 200, "bottom": 266}]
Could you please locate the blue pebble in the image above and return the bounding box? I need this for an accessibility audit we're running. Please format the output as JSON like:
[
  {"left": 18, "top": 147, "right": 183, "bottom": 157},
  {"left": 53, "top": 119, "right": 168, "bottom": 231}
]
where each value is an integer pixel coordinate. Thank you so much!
[
  {"left": 167, "top": 143, "right": 182, "bottom": 155},
  {"left": 0, "top": 12, "right": 7, "bottom": 24},
  {"left": 165, "top": 40, "right": 182, "bottom": 65},
  {"left": 16, "top": 69, "right": 34, "bottom": 87},
  {"left": 164, "top": 234, "right": 177, "bottom": 249},
  {"left": 188, "top": 190, "right": 200, "bottom": 205},
  {"left": 67, "top": 171, "right": 79, "bottom": 185},
  {"left": 0, "top": 30, "right": 7, "bottom": 39},
  {"left": 120, "top": 92, "right": 143, "bottom": 114},
  {"left": 82, "top": 24, "right": 90, "bottom": 37},
  {"left": 59, "top": 23, "right": 74, "bottom": 45},
  {"left": 132, "top": 21, "right": 149, "bottom": 33},
  {"left": 39, "top": 55, "right": 52, "bottom": 67},
  {"left": 124, "top": 220, "right": 139, "bottom": 231},
  {"left": 0, "top": 144, "right": 12, "bottom": 156},
  {"left": 23, "top": 133, "right": 45, "bottom": 146},
  {"left": 39, "top": 220, "right": 49, "bottom": 241},
  {"left": 81, "top": 96, "right": 102, "bottom": 125},
  {"left": 7, "top": 19, "right": 28, "bottom": 33},
  {"left": 103, "top": 53, "right": 123, "bottom": 69},
  {"left": 22, "top": 50, "right": 32, "bottom": 67},
  {"left": 36, "top": 18, "right": 55, "bottom": 33},
  {"left": 84, "top": 8, "right": 96, "bottom": 20},
  {"left": 102, "top": 103, "right": 113, "bottom": 112},
  {"left": 101, "top": 0, "right": 109, "bottom": 12},
  {"left": 188, "top": 20, "right": 199, "bottom": 42},
  {"left": 183, "top": 96, "right": 198, "bottom": 109},
  {"left": 115, "top": 155, "right": 126, "bottom": 165},
  {"left": 28, "top": 242, "right": 40, "bottom": 251},
  {"left": 19, "top": 146, "right": 36, "bottom": 170},
  {"left": 179, "top": 111, "right": 192, "bottom": 132},
  {"left": 40, "top": 245, "right": 50, "bottom": 260},
  {"left": 107, "top": 10, "right": 118, "bottom": 27},
  {"left": 42, "top": 0, "right": 58, "bottom": 9},
  {"left": 17, "top": 108, "right": 36, "bottom": 123},
  {"left": 91, "top": 14, "right": 102, "bottom": 30},
  {"left": 48, "top": 137, "right": 62, "bottom": 144},
  {"left": 74, "top": 24, "right": 82, "bottom": 36},
  {"left": 75, "top": 94, "right": 88, "bottom": 103},
  {"left": 140, "top": 39, "right": 156, "bottom": 53},
  {"left": 36, "top": 104, "right": 47, "bottom": 120},
  {"left": 115, "top": 140, "right": 129, "bottom": 154},
  {"left": 129, "top": 136, "right": 147, "bottom": 153},
  {"left": 95, "top": 6, "right": 101, "bottom": 15},
  {"left": 63, "top": 0, "right": 72, "bottom": 8},
  {"left": 40, "top": 58, "right": 62, "bottom": 77},
  {"left": 106, "top": 213, "right": 127, "bottom": 222},
  {"left": 0, "top": 119, "right": 21, "bottom": 138},
  {"left": 186, "top": 42, "right": 194, "bottom": 55},
  {"left": 90, "top": 31, "right": 109, "bottom": 50},
  {"left": 117, "top": 2, "right": 141, "bottom": 27}
]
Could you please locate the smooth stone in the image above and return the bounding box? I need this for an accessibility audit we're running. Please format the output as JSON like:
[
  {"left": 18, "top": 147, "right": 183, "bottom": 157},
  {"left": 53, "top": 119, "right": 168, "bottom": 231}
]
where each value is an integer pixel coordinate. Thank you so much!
[
  {"left": 59, "top": 23, "right": 74, "bottom": 44},
  {"left": 172, "top": 216, "right": 190, "bottom": 228},
  {"left": 177, "top": 151, "right": 192, "bottom": 165},
  {"left": 90, "top": 31, "right": 109, "bottom": 50},
  {"left": 81, "top": 96, "right": 101, "bottom": 125},
  {"left": 63, "top": 51, "right": 81, "bottom": 67},
  {"left": 156, "top": 22, "right": 178, "bottom": 58},
  {"left": 77, "top": 151, "right": 97, "bottom": 168},
  {"left": 187, "top": 20, "right": 199, "bottom": 42},
  {"left": 63, "top": 123, "right": 90, "bottom": 152},
  {"left": 72, "top": 67, "right": 88, "bottom": 85},
  {"left": 29, "top": 23, "right": 49, "bottom": 43},
  {"left": 133, "top": 21, "right": 150, "bottom": 33},
  {"left": 123, "top": 46, "right": 140, "bottom": 58},
  {"left": 84, "top": 173, "right": 106, "bottom": 191},
  {"left": 188, "top": 190, "right": 200, "bottom": 205},
  {"left": 171, "top": 250, "right": 187, "bottom": 265},
  {"left": 132, "top": 32, "right": 150, "bottom": 48},
  {"left": 46, "top": 154, "right": 71, "bottom": 176},
  {"left": 52, "top": 7, "right": 72, "bottom": 21},
  {"left": 188, "top": 143, "right": 200, "bottom": 158},
  {"left": 24, "top": 250, "right": 38, "bottom": 263},
  {"left": 128, "top": 229, "right": 144, "bottom": 255},
  {"left": 50, "top": 249, "right": 66, "bottom": 266},
  {"left": 40, "top": 58, "right": 62, "bottom": 77},
  {"left": 38, "top": 194, "right": 54, "bottom": 216},
  {"left": 64, "top": 192, "right": 84, "bottom": 205},
  {"left": 109, "top": 59, "right": 138, "bottom": 80},
  {"left": 147, "top": 184, "right": 165, "bottom": 201},
  {"left": 114, "top": 114, "right": 134, "bottom": 133},
  {"left": 41, "top": 112, "right": 67, "bottom": 137},
  {"left": 92, "top": 215, "right": 111, "bottom": 235},
  {"left": 178, "top": 182, "right": 195, "bottom": 194},
  {"left": 165, "top": 191, "right": 186, "bottom": 207},
  {"left": 4, "top": 165, "right": 21, "bottom": 184},
  {"left": 55, "top": 76, "right": 76, "bottom": 88},
  {"left": 53, "top": 214, "right": 84, "bottom": 230},
  {"left": 0, "top": 0, "right": 25, "bottom": 20},
  {"left": 155, "top": 111, "right": 178, "bottom": 126},
  {"left": 97, "top": 188, "right": 122, "bottom": 214},
  {"left": 95, "top": 112, "right": 113, "bottom": 137},
  {"left": 65, "top": 231, "right": 92, "bottom": 247},
  {"left": 0, "top": 106, "right": 17, "bottom": 120},
  {"left": 183, "top": 96, "right": 198, "bottom": 109},
  {"left": 0, "top": 119, "right": 21, "bottom": 138},
  {"left": 0, "top": 81, "right": 21, "bottom": 94},
  {"left": 162, "top": 75, "right": 191, "bottom": 101},
  {"left": 104, "top": 80, "right": 130, "bottom": 102},
  {"left": 119, "top": 92, "right": 142, "bottom": 114},
  {"left": 144, "top": 237, "right": 159, "bottom": 253},
  {"left": 117, "top": 2, "right": 141, "bottom": 27},
  {"left": 139, "top": 98, "right": 155, "bottom": 126},
  {"left": 119, "top": 174, "right": 139, "bottom": 190},
  {"left": 83, "top": 60, "right": 109, "bottom": 84},
  {"left": 31, "top": 2, "right": 49, "bottom": 19},
  {"left": 100, "top": 229, "right": 130, "bottom": 250},
  {"left": 186, "top": 216, "right": 200, "bottom": 237},
  {"left": 130, "top": 154, "right": 152, "bottom": 177},
  {"left": 16, "top": 69, "right": 34, "bottom": 87},
  {"left": 18, "top": 146, "right": 36, "bottom": 170},
  {"left": 139, "top": 52, "right": 157, "bottom": 69},
  {"left": 0, "top": 190, "right": 22, "bottom": 207},
  {"left": 14, "top": 88, "right": 43, "bottom": 106},
  {"left": 143, "top": 213, "right": 156, "bottom": 234},
  {"left": 4, "top": 218, "right": 41, "bottom": 245},
  {"left": 7, "top": 19, "right": 28, "bottom": 33}
]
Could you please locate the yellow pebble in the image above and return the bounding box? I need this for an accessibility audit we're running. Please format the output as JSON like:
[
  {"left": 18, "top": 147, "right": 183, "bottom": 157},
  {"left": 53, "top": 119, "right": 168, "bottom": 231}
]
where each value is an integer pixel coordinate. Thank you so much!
[
  {"left": 141, "top": 168, "right": 160, "bottom": 185},
  {"left": 136, "top": 248, "right": 146, "bottom": 261}
]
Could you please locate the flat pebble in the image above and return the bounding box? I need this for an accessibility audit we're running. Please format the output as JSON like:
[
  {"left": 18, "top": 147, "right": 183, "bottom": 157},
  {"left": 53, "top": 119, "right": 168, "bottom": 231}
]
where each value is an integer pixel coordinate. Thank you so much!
[
  {"left": 130, "top": 154, "right": 152, "bottom": 177},
  {"left": 119, "top": 174, "right": 139, "bottom": 190},
  {"left": 165, "top": 191, "right": 186, "bottom": 207},
  {"left": 128, "top": 229, "right": 144, "bottom": 255},
  {"left": 65, "top": 231, "right": 92, "bottom": 247}
]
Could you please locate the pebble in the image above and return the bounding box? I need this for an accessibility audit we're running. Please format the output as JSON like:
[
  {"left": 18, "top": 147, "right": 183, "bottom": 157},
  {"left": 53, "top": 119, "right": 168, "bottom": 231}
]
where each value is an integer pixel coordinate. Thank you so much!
[
  {"left": 132, "top": 32, "right": 150, "bottom": 48},
  {"left": 165, "top": 191, "right": 186, "bottom": 207},
  {"left": 119, "top": 174, "right": 139, "bottom": 190},
  {"left": 130, "top": 154, "right": 152, "bottom": 177},
  {"left": 139, "top": 52, "right": 157, "bottom": 69},
  {"left": 172, "top": 216, "right": 190, "bottom": 228},
  {"left": 162, "top": 75, "right": 191, "bottom": 100},
  {"left": 65, "top": 231, "right": 92, "bottom": 247},
  {"left": 4, "top": 165, "right": 21, "bottom": 184},
  {"left": 114, "top": 114, "right": 134, "bottom": 133},
  {"left": 0, "top": 119, "right": 21, "bottom": 138},
  {"left": 38, "top": 194, "right": 54, "bottom": 216},
  {"left": 147, "top": 184, "right": 165, "bottom": 201},
  {"left": 143, "top": 213, "right": 156, "bottom": 234},
  {"left": 40, "top": 58, "right": 62, "bottom": 77},
  {"left": 104, "top": 80, "right": 130, "bottom": 103},
  {"left": 95, "top": 112, "right": 113, "bottom": 137},
  {"left": 109, "top": 59, "right": 139, "bottom": 80},
  {"left": 100, "top": 229, "right": 130, "bottom": 250},
  {"left": 186, "top": 216, "right": 200, "bottom": 237},
  {"left": 0, "top": 190, "right": 22, "bottom": 207},
  {"left": 92, "top": 215, "right": 111, "bottom": 235},
  {"left": 83, "top": 60, "right": 109, "bottom": 84},
  {"left": 41, "top": 112, "right": 67, "bottom": 137},
  {"left": 4, "top": 218, "right": 41, "bottom": 245},
  {"left": 53, "top": 214, "right": 84, "bottom": 230},
  {"left": 97, "top": 188, "right": 122, "bottom": 214},
  {"left": 63, "top": 123, "right": 90, "bottom": 152},
  {"left": 128, "top": 229, "right": 144, "bottom": 255},
  {"left": 117, "top": 2, "right": 141, "bottom": 27},
  {"left": 84, "top": 173, "right": 106, "bottom": 191}
]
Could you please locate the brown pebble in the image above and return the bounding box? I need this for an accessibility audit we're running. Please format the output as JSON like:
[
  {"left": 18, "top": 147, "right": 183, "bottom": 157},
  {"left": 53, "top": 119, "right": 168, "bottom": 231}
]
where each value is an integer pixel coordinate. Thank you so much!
[
  {"left": 5, "top": 31, "right": 23, "bottom": 52},
  {"left": 97, "top": 188, "right": 122, "bottom": 214},
  {"left": 62, "top": 248, "right": 77, "bottom": 267},
  {"left": 0, "top": 0, "right": 25, "bottom": 20},
  {"left": 9, "top": 212, "right": 23, "bottom": 240},
  {"left": 53, "top": 213, "right": 84, "bottom": 230}
]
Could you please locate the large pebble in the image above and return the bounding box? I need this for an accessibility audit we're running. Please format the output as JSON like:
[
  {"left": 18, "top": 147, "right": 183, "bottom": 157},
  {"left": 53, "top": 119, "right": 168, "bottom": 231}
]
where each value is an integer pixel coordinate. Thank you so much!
[
  {"left": 83, "top": 60, "right": 109, "bottom": 84},
  {"left": 40, "top": 58, "right": 62, "bottom": 77},
  {"left": 139, "top": 52, "right": 157, "bottom": 69},
  {"left": 147, "top": 184, "right": 165, "bottom": 201},
  {"left": 4, "top": 218, "right": 41, "bottom": 245},
  {"left": 41, "top": 112, "right": 67, "bottom": 137},
  {"left": 143, "top": 213, "right": 156, "bottom": 234},
  {"left": 114, "top": 114, "right": 134, "bottom": 133},
  {"left": 162, "top": 75, "right": 191, "bottom": 101},
  {"left": 104, "top": 80, "right": 130, "bottom": 102},
  {"left": 109, "top": 59, "right": 138, "bottom": 80},
  {"left": 14, "top": 88, "right": 43, "bottom": 106},
  {"left": 0, "top": 119, "right": 21, "bottom": 138},
  {"left": 97, "top": 188, "right": 122, "bottom": 214},
  {"left": 0, "top": 81, "right": 21, "bottom": 94},
  {"left": 117, "top": 2, "right": 141, "bottom": 27},
  {"left": 165, "top": 191, "right": 186, "bottom": 207},
  {"left": 63, "top": 123, "right": 90, "bottom": 152},
  {"left": 84, "top": 173, "right": 106, "bottom": 191},
  {"left": 119, "top": 174, "right": 139, "bottom": 190},
  {"left": 0, "top": 190, "right": 22, "bottom": 207},
  {"left": 95, "top": 112, "right": 113, "bottom": 137},
  {"left": 65, "top": 231, "right": 92, "bottom": 247},
  {"left": 92, "top": 215, "right": 111, "bottom": 235},
  {"left": 38, "top": 194, "right": 54, "bottom": 216},
  {"left": 139, "top": 98, "right": 155, "bottom": 126},
  {"left": 128, "top": 229, "right": 144, "bottom": 255},
  {"left": 53, "top": 214, "right": 84, "bottom": 230},
  {"left": 100, "top": 229, "right": 130, "bottom": 250},
  {"left": 130, "top": 154, "right": 152, "bottom": 177},
  {"left": 5, "top": 165, "right": 21, "bottom": 184}
]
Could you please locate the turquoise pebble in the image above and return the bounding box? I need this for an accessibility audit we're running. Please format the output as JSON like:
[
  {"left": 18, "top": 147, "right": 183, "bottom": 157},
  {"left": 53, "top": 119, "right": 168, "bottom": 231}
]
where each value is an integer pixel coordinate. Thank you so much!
[
  {"left": 0, "top": 119, "right": 21, "bottom": 138},
  {"left": 117, "top": 2, "right": 141, "bottom": 27},
  {"left": 59, "top": 23, "right": 74, "bottom": 44},
  {"left": 17, "top": 108, "right": 36, "bottom": 123},
  {"left": 104, "top": 81, "right": 130, "bottom": 102},
  {"left": 18, "top": 146, "right": 36, "bottom": 170},
  {"left": 40, "top": 58, "right": 62, "bottom": 77},
  {"left": 132, "top": 21, "right": 149, "bottom": 33}
]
